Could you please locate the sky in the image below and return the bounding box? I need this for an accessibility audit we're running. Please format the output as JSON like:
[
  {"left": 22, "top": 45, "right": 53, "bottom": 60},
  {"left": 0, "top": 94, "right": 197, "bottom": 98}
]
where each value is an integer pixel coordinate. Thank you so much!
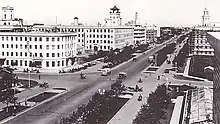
[{"left": 0, "top": 0, "right": 219, "bottom": 27}]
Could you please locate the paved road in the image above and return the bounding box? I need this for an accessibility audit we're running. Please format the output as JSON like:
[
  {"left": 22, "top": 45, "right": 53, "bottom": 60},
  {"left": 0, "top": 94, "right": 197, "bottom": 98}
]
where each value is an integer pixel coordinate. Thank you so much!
[{"left": 4, "top": 36, "right": 181, "bottom": 124}]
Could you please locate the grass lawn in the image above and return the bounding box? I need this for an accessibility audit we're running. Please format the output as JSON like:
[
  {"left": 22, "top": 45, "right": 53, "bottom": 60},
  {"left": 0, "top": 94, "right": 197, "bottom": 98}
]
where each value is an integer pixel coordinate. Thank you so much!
[{"left": 27, "top": 92, "right": 58, "bottom": 103}]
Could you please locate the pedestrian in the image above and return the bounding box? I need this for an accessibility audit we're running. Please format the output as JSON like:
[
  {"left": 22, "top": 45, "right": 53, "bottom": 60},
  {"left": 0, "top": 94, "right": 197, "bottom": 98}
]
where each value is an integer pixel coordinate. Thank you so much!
[{"left": 38, "top": 75, "right": 41, "bottom": 80}]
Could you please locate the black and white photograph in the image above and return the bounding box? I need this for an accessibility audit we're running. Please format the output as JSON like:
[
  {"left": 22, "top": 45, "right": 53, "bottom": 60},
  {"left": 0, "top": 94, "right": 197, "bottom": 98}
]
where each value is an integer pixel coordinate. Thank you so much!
[{"left": 0, "top": 0, "right": 216, "bottom": 124}]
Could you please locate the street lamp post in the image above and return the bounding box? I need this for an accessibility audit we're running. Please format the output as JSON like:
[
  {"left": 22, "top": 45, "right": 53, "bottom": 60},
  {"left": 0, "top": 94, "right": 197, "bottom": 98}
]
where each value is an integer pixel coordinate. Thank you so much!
[{"left": 27, "top": 40, "right": 31, "bottom": 89}]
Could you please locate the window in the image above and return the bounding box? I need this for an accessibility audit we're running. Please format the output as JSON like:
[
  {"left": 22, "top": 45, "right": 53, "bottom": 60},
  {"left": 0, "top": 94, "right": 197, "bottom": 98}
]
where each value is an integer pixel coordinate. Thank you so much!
[
  {"left": 40, "top": 53, "right": 43, "bottom": 57},
  {"left": 20, "top": 52, "right": 22, "bottom": 56},
  {"left": 11, "top": 44, "right": 13, "bottom": 48},
  {"left": 57, "top": 37, "right": 60, "bottom": 41},
  {"left": 25, "top": 52, "right": 27, "bottom": 57},
  {"left": 2, "top": 44, "right": 4, "bottom": 48},
  {"left": 108, "top": 35, "right": 110, "bottom": 38},
  {"left": 29, "top": 37, "right": 32, "bottom": 41},
  {"left": 52, "top": 61, "right": 55, "bottom": 67},
  {"left": 62, "top": 61, "right": 64, "bottom": 66},
  {"left": 52, "top": 45, "right": 55, "bottom": 50},
  {"left": 6, "top": 60, "right": 9, "bottom": 65},
  {"left": 25, "top": 37, "right": 27, "bottom": 41},
  {"left": 11, "top": 52, "right": 13, "bottom": 56},
  {"left": 108, "top": 40, "right": 110, "bottom": 43},
  {"left": 57, "top": 61, "right": 60, "bottom": 67},
  {"left": 104, "top": 46, "right": 106, "bottom": 49},
  {"left": 25, "top": 61, "right": 27, "bottom": 66},
  {"left": 57, "top": 45, "right": 60, "bottom": 49},
  {"left": 20, "top": 60, "right": 22, "bottom": 66},
  {"left": 46, "top": 61, "right": 49, "bottom": 67},
  {"left": 20, "top": 44, "right": 22, "bottom": 49},
  {"left": 104, "top": 35, "right": 106, "bottom": 38},
  {"left": 40, "top": 45, "right": 42, "bottom": 49},
  {"left": 35, "top": 45, "right": 37, "bottom": 49},
  {"left": 39, "top": 37, "right": 42, "bottom": 41},
  {"left": 108, "top": 46, "right": 110, "bottom": 49},
  {"left": 35, "top": 53, "right": 37, "bottom": 57},
  {"left": 7, "top": 52, "right": 9, "bottom": 56},
  {"left": 15, "top": 37, "right": 18, "bottom": 41},
  {"left": 2, "top": 37, "right": 4, "bottom": 41},
  {"left": 16, "top": 44, "right": 18, "bottom": 49},
  {"left": 20, "top": 37, "right": 22, "bottom": 41},
  {"left": 11, "top": 37, "right": 13, "bottom": 41},
  {"left": 2, "top": 52, "right": 4, "bottom": 56},
  {"left": 46, "top": 53, "right": 49, "bottom": 57},
  {"left": 29, "top": 45, "right": 32, "bottom": 49},
  {"left": 46, "top": 37, "right": 49, "bottom": 41},
  {"left": 52, "top": 37, "right": 55, "bottom": 41},
  {"left": 35, "top": 37, "right": 37, "bottom": 41},
  {"left": 16, "top": 52, "right": 18, "bottom": 56},
  {"left": 52, "top": 53, "right": 55, "bottom": 57},
  {"left": 7, "top": 44, "right": 9, "bottom": 48},
  {"left": 6, "top": 37, "right": 8, "bottom": 41},
  {"left": 104, "top": 40, "right": 106, "bottom": 43},
  {"left": 46, "top": 45, "right": 49, "bottom": 50},
  {"left": 57, "top": 53, "right": 60, "bottom": 57}
]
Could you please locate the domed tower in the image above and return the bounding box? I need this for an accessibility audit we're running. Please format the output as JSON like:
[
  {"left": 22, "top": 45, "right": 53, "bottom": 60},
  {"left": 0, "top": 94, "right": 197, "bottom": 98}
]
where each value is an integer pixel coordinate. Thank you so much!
[
  {"left": 105, "top": 5, "right": 122, "bottom": 26},
  {"left": 202, "top": 8, "right": 210, "bottom": 26}
]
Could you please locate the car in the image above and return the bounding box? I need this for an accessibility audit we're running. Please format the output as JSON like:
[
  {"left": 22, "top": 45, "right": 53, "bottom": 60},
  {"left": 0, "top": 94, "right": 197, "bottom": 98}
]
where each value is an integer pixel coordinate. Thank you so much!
[
  {"left": 132, "top": 58, "right": 137, "bottom": 62},
  {"left": 118, "top": 72, "right": 127, "bottom": 79},
  {"left": 101, "top": 68, "right": 111, "bottom": 76}
]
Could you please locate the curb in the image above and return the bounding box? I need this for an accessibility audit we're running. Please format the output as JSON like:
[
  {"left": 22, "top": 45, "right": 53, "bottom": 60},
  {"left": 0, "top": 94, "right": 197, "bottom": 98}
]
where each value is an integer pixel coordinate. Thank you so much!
[{"left": 0, "top": 89, "right": 67, "bottom": 124}]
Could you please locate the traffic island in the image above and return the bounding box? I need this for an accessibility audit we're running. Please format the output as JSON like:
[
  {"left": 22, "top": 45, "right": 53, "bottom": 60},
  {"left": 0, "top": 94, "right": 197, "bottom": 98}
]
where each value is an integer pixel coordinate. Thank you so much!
[
  {"left": 0, "top": 105, "right": 29, "bottom": 121},
  {"left": 27, "top": 92, "right": 59, "bottom": 103}
]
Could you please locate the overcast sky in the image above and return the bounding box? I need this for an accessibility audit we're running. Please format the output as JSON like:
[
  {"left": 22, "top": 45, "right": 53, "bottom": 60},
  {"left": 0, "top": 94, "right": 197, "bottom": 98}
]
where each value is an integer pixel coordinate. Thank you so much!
[{"left": 0, "top": 0, "right": 219, "bottom": 27}]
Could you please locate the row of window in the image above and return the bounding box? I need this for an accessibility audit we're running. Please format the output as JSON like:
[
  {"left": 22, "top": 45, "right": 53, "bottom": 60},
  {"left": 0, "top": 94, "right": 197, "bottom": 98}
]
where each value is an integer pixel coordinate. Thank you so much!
[
  {"left": 5, "top": 60, "right": 65, "bottom": 67},
  {"left": 37, "top": 28, "right": 114, "bottom": 33},
  {"left": 1, "top": 44, "right": 65, "bottom": 50},
  {"left": 86, "top": 34, "right": 113, "bottom": 38},
  {"left": 194, "top": 51, "right": 214, "bottom": 54},
  {"left": 2, "top": 52, "right": 64, "bottom": 58},
  {"left": 1, "top": 36, "right": 75, "bottom": 42}
]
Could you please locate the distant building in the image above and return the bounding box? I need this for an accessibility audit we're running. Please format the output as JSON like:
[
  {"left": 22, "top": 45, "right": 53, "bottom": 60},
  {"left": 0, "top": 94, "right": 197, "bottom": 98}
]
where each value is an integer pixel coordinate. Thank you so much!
[
  {"left": 32, "top": 5, "right": 134, "bottom": 53},
  {"left": 189, "top": 8, "right": 218, "bottom": 56},
  {"left": 0, "top": 6, "right": 24, "bottom": 32},
  {"left": 104, "top": 5, "right": 122, "bottom": 27}
]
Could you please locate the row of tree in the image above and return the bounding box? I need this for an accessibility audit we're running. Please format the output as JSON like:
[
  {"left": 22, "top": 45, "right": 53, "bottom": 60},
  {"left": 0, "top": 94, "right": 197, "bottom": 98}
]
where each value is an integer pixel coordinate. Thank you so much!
[
  {"left": 156, "top": 43, "right": 176, "bottom": 66},
  {"left": 133, "top": 84, "right": 171, "bottom": 124},
  {"left": 56, "top": 80, "right": 126, "bottom": 124},
  {"left": 173, "top": 41, "right": 189, "bottom": 67}
]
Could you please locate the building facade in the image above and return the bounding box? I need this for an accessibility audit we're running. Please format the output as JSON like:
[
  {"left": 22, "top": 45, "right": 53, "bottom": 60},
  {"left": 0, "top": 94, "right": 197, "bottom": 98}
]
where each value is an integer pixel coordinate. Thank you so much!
[
  {"left": 33, "top": 25, "right": 134, "bottom": 52},
  {"left": 0, "top": 32, "right": 77, "bottom": 70},
  {"left": 206, "top": 32, "right": 220, "bottom": 124},
  {"left": 189, "top": 28, "right": 215, "bottom": 56}
]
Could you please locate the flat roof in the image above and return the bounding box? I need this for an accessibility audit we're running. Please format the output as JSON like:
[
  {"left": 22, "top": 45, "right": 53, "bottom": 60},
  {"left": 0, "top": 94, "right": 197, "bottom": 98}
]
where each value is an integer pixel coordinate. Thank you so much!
[
  {"left": 0, "top": 32, "right": 77, "bottom": 37},
  {"left": 33, "top": 25, "right": 134, "bottom": 29}
]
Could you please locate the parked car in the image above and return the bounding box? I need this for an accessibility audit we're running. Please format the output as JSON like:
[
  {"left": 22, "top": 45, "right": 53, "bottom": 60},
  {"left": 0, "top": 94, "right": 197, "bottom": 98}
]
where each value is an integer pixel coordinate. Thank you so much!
[{"left": 101, "top": 68, "right": 111, "bottom": 76}]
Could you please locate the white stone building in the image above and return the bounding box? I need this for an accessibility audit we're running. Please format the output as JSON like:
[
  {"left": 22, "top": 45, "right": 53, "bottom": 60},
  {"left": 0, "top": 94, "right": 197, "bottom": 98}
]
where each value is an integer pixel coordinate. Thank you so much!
[
  {"left": 0, "top": 32, "right": 78, "bottom": 70},
  {"left": 33, "top": 25, "right": 134, "bottom": 53},
  {"left": 0, "top": 6, "right": 23, "bottom": 32}
]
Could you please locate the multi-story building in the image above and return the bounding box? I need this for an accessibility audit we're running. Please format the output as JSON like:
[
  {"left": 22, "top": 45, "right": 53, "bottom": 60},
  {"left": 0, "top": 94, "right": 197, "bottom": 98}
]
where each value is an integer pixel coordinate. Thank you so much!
[
  {"left": 133, "top": 24, "right": 145, "bottom": 45},
  {"left": 206, "top": 32, "right": 220, "bottom": 124},
  {"left": 0, "top": 6, "right": 23, "bottom": 32},
  {"left": 32, "top": 5, "right": 134, "bottom": 53},
  {"left": 33, "top": 25, "right": 134, "bottom": 52},
  {"left": 145, "top": 25, "right": 160, "bottom": 43},
  {"left": 189, "top": 8, "right": 217, "bottom": 56},
  {"left": 0, "top": 32, "right": 78, "bottom": 70}
]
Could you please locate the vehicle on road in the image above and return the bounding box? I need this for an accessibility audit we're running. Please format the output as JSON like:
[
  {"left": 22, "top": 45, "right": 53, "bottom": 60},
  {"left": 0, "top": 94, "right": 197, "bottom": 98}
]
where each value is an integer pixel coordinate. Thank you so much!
[
  {"left": 132, "top": 58, "right": 137, "bottom": 62},
  {"left": 101, "top": 68, "right": 111, "bottom": 76},
  {"left": 80, "top": 72, "right": 86, "bottom": 79},
  {"left": 118, "top": 72, "right": 127, "bottom": 79}
]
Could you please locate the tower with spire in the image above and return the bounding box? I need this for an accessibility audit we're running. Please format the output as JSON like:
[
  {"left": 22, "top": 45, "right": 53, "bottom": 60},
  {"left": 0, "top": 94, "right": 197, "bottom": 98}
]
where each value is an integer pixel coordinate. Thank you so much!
[
  {"left": 202, "top": 8, "right": 210, "bottom": 26},
  {"left": 105, "top": 5, "right": 122, "bottom": 26}
]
